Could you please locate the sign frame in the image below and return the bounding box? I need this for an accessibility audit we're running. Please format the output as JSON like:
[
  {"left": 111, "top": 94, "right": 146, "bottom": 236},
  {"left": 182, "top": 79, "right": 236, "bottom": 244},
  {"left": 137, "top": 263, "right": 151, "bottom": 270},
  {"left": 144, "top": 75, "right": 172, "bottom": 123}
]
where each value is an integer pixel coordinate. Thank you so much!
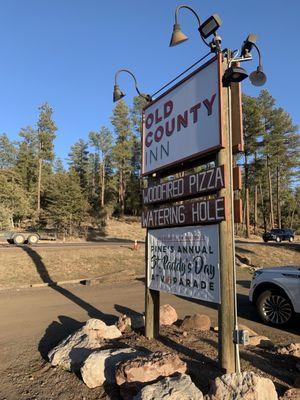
[{"left": 141, "top": 53, "right": 224, "bottom": 177}]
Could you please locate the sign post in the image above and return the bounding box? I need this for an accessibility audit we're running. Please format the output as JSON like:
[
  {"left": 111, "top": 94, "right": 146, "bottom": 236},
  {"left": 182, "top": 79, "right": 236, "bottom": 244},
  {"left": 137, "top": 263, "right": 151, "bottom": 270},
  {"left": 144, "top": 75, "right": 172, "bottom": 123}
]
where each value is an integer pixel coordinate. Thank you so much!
[
  {"left": 217, "top": 56, "right": 236, "bottom": 372},
  {"left": 141, "top": 52, "right": 241, "bottom": 373},
  {"left": 145, "top": 175, "right": 160, "bottom": 339}
]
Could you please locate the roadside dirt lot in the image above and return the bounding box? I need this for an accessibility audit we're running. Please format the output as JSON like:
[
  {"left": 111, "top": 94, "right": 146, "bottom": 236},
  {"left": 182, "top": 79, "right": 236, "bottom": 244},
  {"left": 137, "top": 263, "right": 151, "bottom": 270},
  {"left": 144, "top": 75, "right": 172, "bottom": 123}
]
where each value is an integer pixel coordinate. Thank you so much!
[
  {"left": 0, "top": 237, "right": 299, "bottom": 399},
  {"left": 0, "top": 278, "right": 299, "bottom": 400}
]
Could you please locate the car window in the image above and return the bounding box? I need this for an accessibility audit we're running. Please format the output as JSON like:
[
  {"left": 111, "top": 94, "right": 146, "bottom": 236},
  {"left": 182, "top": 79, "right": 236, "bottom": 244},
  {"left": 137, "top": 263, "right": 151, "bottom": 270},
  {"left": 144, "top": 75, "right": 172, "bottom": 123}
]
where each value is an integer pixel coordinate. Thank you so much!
[{"left": 271, "top": 229, "right": 280, "bottom": 234}]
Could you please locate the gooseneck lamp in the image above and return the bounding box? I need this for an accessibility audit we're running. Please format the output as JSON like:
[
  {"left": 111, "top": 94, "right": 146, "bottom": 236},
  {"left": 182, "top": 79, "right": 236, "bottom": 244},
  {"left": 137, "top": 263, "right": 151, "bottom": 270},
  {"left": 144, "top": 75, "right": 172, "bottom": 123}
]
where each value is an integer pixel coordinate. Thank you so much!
[
  {"left": 113, "top": 69, "right": 152, "bottom": 103},
  {"left": 169, "top": 4, "right": 222, "bottom": 52},
  {"left": 249, "top": 43, "right": 267, "bottom": 87}
]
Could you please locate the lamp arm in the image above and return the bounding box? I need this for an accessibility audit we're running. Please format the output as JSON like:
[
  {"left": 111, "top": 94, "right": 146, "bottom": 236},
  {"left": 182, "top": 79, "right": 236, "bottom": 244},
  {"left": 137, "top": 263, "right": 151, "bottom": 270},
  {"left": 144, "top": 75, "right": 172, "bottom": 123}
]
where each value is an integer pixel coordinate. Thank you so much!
[
  {"left": 114, "top": 69, "right": 151, "bottom": 102},
  {"left": 175, "top": 5, "right": 201, "bottom": 26},
  {"left": 174, "top": 4, "right": 210, "bottom": 48},
  {"left": 252, "top": 43, "right": 263, "bottom": 68}
]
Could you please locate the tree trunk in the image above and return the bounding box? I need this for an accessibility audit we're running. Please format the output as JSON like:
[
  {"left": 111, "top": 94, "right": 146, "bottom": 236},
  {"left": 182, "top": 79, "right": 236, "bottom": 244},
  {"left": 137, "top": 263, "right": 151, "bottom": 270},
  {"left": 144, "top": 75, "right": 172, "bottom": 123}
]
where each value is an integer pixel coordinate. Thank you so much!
[
  {"left": 101, "top": 161, "right": 105, "bottom": 208},
  {"left": 276, "top": 165, "right": 281, "bottom": 228},
  {"left": 266, "top": 156, "right": 274, "bottom": 229},
  {"left": 245, "top": 187, "right": 250, "bottom": 238},
  {"left": 259, "top": 180, "right": 267, "bottom": 233},
  {"left": 37, "top": 157, "right": 42, "bottom": 213},
  {"left": 290, "top": 205, "right": 296, "bottom": 229},
  {"left": 119, "top": 169, "right": 125, "bottom": 216},
  {"left": 254, "top": 184, "right": 258, "bottom": 235}
]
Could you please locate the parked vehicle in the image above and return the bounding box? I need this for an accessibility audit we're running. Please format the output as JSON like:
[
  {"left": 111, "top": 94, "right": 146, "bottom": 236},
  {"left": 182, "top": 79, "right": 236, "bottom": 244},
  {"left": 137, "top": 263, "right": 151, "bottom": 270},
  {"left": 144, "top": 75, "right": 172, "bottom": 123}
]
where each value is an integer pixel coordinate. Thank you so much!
[
  {"left": 262, "top": 228, "right": 294, "bottom": 243},
  {"left": 4, "top": 231, "right": 40, "bottom": 245},
  {"left": 249, "top": 266, "right": 300, "bottom": 325}
]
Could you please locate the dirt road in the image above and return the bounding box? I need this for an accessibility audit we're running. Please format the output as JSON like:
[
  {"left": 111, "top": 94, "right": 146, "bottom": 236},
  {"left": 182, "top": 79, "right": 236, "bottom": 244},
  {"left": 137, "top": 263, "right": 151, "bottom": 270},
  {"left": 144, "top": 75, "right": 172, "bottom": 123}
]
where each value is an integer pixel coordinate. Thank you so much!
[
  {"left": 0, "top": 239, "right": 137, "bottom": 251},
  {"left": 0, "top": 272, "right": 299, "bottom": 399}
]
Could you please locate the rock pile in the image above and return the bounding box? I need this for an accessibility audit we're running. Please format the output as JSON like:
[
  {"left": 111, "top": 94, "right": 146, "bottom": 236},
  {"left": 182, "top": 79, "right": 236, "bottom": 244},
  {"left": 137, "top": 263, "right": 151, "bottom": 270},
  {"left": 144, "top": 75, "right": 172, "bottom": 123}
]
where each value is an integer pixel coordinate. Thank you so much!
[
  {"left": 46, "top": 308, "right": 298, "bottom": 399},
  {"left": 48, "top": 318, "right": 122, "bottom": 371}
]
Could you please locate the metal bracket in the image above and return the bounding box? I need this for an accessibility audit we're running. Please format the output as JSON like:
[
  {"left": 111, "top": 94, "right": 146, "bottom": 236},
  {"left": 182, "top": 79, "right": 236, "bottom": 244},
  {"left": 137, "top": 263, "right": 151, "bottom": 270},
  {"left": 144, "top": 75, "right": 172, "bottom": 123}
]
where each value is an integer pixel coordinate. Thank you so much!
[{"left": 233, "top": 329, "right": 250, "bottom": 345}]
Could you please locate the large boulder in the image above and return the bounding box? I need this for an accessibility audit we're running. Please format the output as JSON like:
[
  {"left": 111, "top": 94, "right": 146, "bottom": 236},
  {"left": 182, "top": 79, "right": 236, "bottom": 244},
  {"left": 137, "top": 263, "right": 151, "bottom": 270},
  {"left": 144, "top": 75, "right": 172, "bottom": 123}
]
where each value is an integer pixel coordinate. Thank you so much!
[
  {"left": 48, "top": 318, "right": 122, "bottom": 371},
  {"left": 277, "top": 344, "right": 300, "bottom": 358},
  {"left": 180, "top": 314, "right": 211, "bottom": 331},
  {"left": 81, "top": 347, "right": 143, "bottom": 388},
  {"left": 279, "top": 389, "right": 300, "bottom": 400},
  {"left": 133, "top": 373, "right": 203, "bottom": 400},
  {"left": 115, "top": 351, "right": 186, "bottom": 387},
  {"left": 238, "top": 324, "right": 258, "bottom": 337},
  {"left": 160, "top": 305, "right": 178, "bottom": 326},
  {"left": 207, "top": 371, "right": 278, "bottom": 400},
  {"left": 248, "top": 335, "right": 274, "bottom": 349}
]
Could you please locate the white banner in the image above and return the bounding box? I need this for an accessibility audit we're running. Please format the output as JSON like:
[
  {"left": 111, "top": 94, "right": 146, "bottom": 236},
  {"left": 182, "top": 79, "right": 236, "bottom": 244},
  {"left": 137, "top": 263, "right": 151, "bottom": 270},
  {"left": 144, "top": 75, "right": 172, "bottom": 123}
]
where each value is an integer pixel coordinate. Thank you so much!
[
  {"left": 142, "top": 55, "right": 222, "bottom": 175},
  {"left": 148, "top": 225, "right": 220, "bottom": 304}
]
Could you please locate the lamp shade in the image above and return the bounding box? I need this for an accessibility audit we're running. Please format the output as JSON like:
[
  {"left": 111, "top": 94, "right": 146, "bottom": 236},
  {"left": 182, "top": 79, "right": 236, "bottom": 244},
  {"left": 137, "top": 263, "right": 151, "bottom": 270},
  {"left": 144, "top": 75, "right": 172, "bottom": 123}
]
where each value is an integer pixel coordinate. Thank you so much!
[
  {"left": 113, "top": 84, "right": 125, "bottom": 102},
  {"left": 169, "top": 24, "right": 188, "bottom": 47},
  {"left": 222, "top": 66, "right": 248, "bottom": 87},
  {"left": 249, "top": 67, "right": 267, "bottom": 87}
]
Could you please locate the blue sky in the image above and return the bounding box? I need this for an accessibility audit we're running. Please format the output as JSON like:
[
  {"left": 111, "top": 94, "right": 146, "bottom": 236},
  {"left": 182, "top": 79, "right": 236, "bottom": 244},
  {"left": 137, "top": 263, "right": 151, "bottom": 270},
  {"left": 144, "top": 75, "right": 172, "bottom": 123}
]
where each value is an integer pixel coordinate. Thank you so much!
[{"left": 1, "top": 0, "right": 299, "bottom": 162}]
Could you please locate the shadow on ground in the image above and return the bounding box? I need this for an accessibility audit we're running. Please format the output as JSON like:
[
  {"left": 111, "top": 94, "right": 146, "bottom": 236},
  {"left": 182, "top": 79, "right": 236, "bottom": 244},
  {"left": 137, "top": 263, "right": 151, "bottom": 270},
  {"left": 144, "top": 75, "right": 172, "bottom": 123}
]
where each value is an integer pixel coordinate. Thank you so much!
[{"left": 21, "top": 246, "right": 117, "bottom": 359}]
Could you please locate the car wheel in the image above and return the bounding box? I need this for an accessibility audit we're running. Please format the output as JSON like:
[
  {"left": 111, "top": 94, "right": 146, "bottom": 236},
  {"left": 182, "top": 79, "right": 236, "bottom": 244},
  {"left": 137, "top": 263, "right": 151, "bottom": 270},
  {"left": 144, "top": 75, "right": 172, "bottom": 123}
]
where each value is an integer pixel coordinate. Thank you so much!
[
  {"left": 289, "top": 237, "right": 294, "bottom": 242},
  {"left": 275, "top": 236, "right": 281, "bottom": 243},
  {"left": 256, "top": 290, "right": 293, "bottom": 325},
  {"left": 263, "top": 238, "right": 268, "bottom": 242},
  {"left": 13, "top": 234, "right": 25, "bottom": 245},
  {"left": 28, "top": 234, "right": 39, "bottom": 245}
]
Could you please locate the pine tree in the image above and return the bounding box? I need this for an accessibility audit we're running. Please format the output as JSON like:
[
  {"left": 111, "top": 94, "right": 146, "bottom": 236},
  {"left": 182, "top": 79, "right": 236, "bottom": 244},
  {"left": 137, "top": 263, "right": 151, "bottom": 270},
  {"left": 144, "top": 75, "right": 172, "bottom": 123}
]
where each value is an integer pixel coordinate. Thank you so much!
[
  {"left": 265, "top": 107, "right": 298, "bottom": 228},
  {"left": 15, "top": 126, "right": 38, "bottom": 193},
  {"left": 0, "top": 172, "right": 31, "bottom": 228},
  {"left": 89, "top": 126, "right": 112, "bottom": 208},
  {"left": 242, "top": 94, "right": 263, "bottom": 237},
  {"left": 36, "top": 103, "right": 57, "bottom": 213},
  {"left": 0, "top": 133, "right": 17, "bottom": 169},
  {"left": 258, "top": 90, "right": 276, "bottom": 229},
  {"left": 111, "top": 100, "right": 134, "bottom": 216},
  {"left": 68, "top": 139, "right": 89, "bottom": 192},
  {"left": 44, "top": 171, "right": 88, "bottom": 235}
]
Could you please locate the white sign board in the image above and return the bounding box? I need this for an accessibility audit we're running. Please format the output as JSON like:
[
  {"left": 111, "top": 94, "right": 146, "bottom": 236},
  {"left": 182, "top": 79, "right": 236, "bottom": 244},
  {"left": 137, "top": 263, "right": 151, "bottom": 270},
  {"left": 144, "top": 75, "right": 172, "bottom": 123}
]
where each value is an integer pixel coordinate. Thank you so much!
[
  {"left": 148, "top": 225, "right": 220, "bottom": 304},
  {"left": 142, "top": 55, "right": 222, "bottom": 175}
]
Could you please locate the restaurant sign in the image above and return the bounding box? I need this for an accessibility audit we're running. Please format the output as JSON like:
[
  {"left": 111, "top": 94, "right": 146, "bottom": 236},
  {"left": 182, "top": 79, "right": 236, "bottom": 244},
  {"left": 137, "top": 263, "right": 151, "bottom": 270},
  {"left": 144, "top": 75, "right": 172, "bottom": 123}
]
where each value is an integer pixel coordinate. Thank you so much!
[
  {"left": 143, "top": 165, "right": 225, "bottom": 205},
  {"left": 142, "top": 197, "right": 225, "bottom": 228},
  {"left": 148, "top": 225, "right": 220, "bottom": 303},
  {"left": 142, "top": 55, "right": 222, "bottom": 176}
]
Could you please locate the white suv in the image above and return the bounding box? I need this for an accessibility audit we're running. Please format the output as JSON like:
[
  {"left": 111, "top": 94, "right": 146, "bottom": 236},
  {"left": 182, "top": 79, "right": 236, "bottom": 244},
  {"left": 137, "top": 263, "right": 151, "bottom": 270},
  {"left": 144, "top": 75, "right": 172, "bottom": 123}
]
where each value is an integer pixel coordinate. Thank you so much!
[{"left": 249, "top": 266, "right": 300, "bottom": 325}]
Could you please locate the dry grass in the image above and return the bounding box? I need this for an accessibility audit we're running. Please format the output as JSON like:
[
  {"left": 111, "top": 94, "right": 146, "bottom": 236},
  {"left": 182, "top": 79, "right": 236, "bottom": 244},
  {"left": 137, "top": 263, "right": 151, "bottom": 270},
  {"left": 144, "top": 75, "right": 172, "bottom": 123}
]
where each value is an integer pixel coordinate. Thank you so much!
[
  {"left": 0, "top": 245, "right": 145, "bottom": 289},
  {"left": 105, "top": 218, "right": 146, "bottom": 241},
  {"left": 235, "top": 238, "right": 299, "bottom": 267},
  {"left": 0, "top": 218, "right": 298, "bottom": 289}
]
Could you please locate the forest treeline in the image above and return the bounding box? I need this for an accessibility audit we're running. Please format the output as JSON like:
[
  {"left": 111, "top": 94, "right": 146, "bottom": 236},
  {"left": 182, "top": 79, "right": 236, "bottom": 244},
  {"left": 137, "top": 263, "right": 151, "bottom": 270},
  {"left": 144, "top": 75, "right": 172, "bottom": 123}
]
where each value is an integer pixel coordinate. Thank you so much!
[{"left": 0, "top": 89, "right": 299, "bottom": 236}]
